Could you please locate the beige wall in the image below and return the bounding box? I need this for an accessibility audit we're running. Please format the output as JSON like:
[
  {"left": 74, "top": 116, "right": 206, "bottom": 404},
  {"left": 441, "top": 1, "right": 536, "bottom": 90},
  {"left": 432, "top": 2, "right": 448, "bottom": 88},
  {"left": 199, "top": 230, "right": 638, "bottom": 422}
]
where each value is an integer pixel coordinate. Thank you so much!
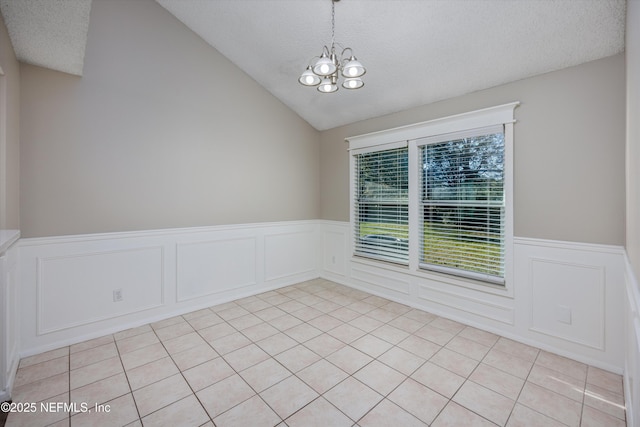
[
  {"left": 0, "top": 10, "right": 20, "bottom": 230},
  {"left": 20, "top": 0, "right": 320, "bottom": 238},
  {"left": 320, "top": 54, "right": 626, "bottom": 246},
  {"left": 627, "top": 0, "right": 640, "bottom": 274}
]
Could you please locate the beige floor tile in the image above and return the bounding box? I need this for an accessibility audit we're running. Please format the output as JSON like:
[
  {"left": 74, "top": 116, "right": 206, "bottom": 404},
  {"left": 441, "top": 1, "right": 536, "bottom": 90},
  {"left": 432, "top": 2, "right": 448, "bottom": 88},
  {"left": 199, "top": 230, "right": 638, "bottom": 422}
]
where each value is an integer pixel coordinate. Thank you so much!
[
  {"left": 11, "top": 372, "right": 69, "bottom": 404},
  {"left": 268, "top": 313, "right": 303, "bottom": 331},
  {"left": 326, "top": 345, "right": 372, "bottom": 375},
  {"left": 583, "top": 383, "right": 626, "bottom": 420},
  {"left": 236, "top": 298, "right": 271, "bottom": 313},
  {"left": 297, "top": 359, "right": 349, "bottom": 394},
  {"left": 581, "top": 404, "right": 626, "bottom": 427},
  {"left": 381, "top": 301, "right": 412, "bottom": 315},
  {"left": 197, "top": 322, "right": 236, "bottom": 343},
  {"left": 351, "top": 334, "right": 393, "bottom": 358},
  {"left": 518, "top": 382, "right": 583, "bottom": 426},
  {"left": 186, "top": 312, "right": 224, "bottom": 330},
  {"left": 378, "top": 346, "right": 426, "bottom": 376},
  {"left": 506, "top": 403, "right": 565, "bottom": 427},
  {"left": 224, "top": 343, "right": 270, "bottom": 371},
  {"left": 197, "top": 374, "right": 255, "bottom": 419},
  {"left": 15, "top": 356, "right": 69, "bottom": 387},
  {"left": 346, "top": 301, "right": 378, "bottom": 315},
  {"left": 403, "top": 309, "right": 437, "bottom": 324},
  {"left": 414, "top": 324, "right": 456, "bottom": 346},
  {"left": 227, "top": 313, "right": 264, "bottom": 331},
  {"left": 430, "top": 348, "right": 479, "bottom": 378},
  {"left": 70, "top": 343, "right": 118, "bottom": 370},
  {"left": 264, "top": 294, "right": 291, "bottom": 306},
  {"left": 115, "top": 332, "right": 159, "bottom": 355},
  {"left": 329, "top": 307, "right": 361, "bottom": 322},
  {"left": 388, "top": 316, "right": 424, "bottom": 333},
  {"left": 586, "top": 366, "right": 624, "bottom": 396},
  {"left": 362, "top": 295, "right": 391, "bottom": 307},
  {"left": 493, "top": 338, "right": 540, "bottom": 362},
  {"left": 132, "top": 374, "right": 191, "bottom": 417},
  {"left": 140, "top": 395, "right": 209, "bottom": 427},
  {"left": 284, "top": 323, "right": 323, "bottom": 343},
  {"left": 370, "top": 324, "right": 410, "bottom": 344},
  {"left": 70, "top": 393, "right": 139, "bottom": 427},
  {"left": 5, "top": 392, "right": 69, "bottom": 427},
  {"left": 458, "top": 326, "right": 500, "bottom": 347},
  {"left": 446, "top": 336, "right": 491, "bottom": 361},
  {"left": 388, "top": 378, "right": 448, "bottom": 425},
  {"left": 312, "top": 300, "right": 343, "bottom": 314},
  {"left": 483, "top": 348, "right": 534, "bottom": 379},
  {"left": 260, "top": 375, "right": 318, "bottom": 419},
  {"left": 120, "top": 342, "right": 168, "bottom": 371},
  {"left": 278, "top": 300, "right": 306, "bottom": 314},
  {"left": 429, "top": 317, "right": 465, "bottom": 334},
  {"left": 216, "top": 305, "right": 251, "bottom": 321},
  {"left": 527, "top": 364, "right": 585, "bottom": 402},
  {"left": 170, "top": 343, "right": 218, "bottom": 371},
  {"left": 303, "top": 333, "right": 345, "bottom": 357},
  {"left": 213, "top": 395, "right": 280, "bottom": 427},
  {"left": 453, "top": 381, "right": 515, "bottom": 426},
  {"left": 70, "top": 372, "right": 130, "bottom": 408},
  {"left": 209, "top": 332, "right": 252, "bottom": 355},
  {"left": 19, "top": 347, "right": 69, "bottom": 369},
  {"left": 182, "top": 357, "right": 235, "bottom": 391},
  {"left": 535, "top": 351, "right": 587, "bottom": 382},
  {"left": 69, "top": 335, "right": 114, "bottom": 355},
  {"left": 275, "top": 344, "right": 321, "bottom": 373},
  {"left": 211, "top": 301, "right": 242, "bottom": 313},
  {"left": 70, "top": 356, "right": 123, "bottom": 390},
  {"left": 469, "top": 363, "right": 525, "bottom": 399},
  {"left": 241, "top": 322, "right": 279, "bottom": 342},
  {"left": 359, "top": 399, "right": 427, "bottom": 427},
  {"left": 125, "top": 356, "right": 179, "bottom": 391},
  {"left": 285, "top": 397, "right": 352, "bottom": 427},
  {"left": 151, "top": 316, "right": 185, "bottom": 330},
  {"left": 411, "top": 361, "right": 465, "bottom": 398},
  {"left": 398, "top": 335, "right": 441, "bottom": 360},
  {"left": 349, "top": 315, "right": 384, "bottom": 332},
  {"left": 290, "top": 306, "right": 324, "bottom": 322},
  {"left": 114, "top": 324, "right": 153, "bottom": 341},
  {"left": 354, "top": 360, "right": 406, "bottom": 396},
  {"left": 432, "top": 401, "right": 498, "bottom": 427},
  {"left": 239, "top": 358, "right": 291, "bottom": 392},
  {"left": 307, "top": 314, "right": 344, "bottom": 332},
  {"left": 327, "top": 323, "right": 366, "bottom": 344},
  {"left": 162, "top": 332, "right": 207, "bottom": 355},
  {"left": 254, "top": 306, "right": 287, "bottom": 322},
  {"left": 324, "top": 376, "right": 382, "bottom": 422},
  {"left": 181, "top": 307, "right": 214, "bottom": 321},
  {"left": 154, "top": 321, "right": 195, "bottom": 342},
  {"left": 256, "top": 332, "right": 298, "bottom": 356}
]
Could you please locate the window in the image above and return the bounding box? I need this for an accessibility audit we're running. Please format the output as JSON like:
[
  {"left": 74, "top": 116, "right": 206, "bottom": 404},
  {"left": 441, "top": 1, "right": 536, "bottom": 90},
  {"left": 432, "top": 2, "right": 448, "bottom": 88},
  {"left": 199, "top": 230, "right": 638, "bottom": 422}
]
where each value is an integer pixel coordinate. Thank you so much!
[
  {"left": 418, "top": 126, "right": 505, "bottom": 284},
  {"left": 353, "top": 144, "right": 409, "bottom": 264},
  {"left": 348, "top": 103, "right": 517, "bottom": 287}
]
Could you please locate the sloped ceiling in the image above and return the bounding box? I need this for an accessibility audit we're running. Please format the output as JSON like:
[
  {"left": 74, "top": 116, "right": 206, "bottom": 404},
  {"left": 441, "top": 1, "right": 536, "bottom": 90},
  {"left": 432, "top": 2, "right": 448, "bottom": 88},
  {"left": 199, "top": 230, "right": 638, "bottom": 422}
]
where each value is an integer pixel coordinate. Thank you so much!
[{"left": 0, "top": 0, "right": 627, "bottom": 130}]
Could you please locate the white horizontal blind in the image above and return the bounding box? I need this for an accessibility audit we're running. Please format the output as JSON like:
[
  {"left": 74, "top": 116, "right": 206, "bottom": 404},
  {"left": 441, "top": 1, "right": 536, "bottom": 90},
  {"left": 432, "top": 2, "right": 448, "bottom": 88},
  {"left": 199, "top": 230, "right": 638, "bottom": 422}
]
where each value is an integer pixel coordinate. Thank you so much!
[
  {"left": 419, "top": 127, "right": 505, "bottom": 284},
  {"left": 353, "top": 146, "right": 409, "bottom": 264}
]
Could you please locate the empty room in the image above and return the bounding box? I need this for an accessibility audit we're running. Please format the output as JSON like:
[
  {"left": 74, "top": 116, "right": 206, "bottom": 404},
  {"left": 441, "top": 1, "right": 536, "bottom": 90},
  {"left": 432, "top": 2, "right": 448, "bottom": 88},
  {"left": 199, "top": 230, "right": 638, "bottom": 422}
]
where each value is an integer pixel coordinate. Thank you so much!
[{"left": 0, "top": 0, "right": 639, "bottom": 426}]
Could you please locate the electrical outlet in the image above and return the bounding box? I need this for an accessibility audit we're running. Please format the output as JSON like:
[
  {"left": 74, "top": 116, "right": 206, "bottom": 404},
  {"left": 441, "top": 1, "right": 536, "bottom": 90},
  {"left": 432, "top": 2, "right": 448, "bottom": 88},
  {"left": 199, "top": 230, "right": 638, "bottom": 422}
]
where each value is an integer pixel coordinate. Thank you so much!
[{"left": 113, "top": 289, "right": 123, "bottom": 302}]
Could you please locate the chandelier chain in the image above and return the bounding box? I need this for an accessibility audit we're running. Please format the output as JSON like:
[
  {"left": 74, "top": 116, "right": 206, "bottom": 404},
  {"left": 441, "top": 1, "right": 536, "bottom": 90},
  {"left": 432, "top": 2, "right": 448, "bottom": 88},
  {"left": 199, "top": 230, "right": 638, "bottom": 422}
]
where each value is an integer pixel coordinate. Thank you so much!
[{"left": 331, "top": 0, "right": 335, "bottom": 47}]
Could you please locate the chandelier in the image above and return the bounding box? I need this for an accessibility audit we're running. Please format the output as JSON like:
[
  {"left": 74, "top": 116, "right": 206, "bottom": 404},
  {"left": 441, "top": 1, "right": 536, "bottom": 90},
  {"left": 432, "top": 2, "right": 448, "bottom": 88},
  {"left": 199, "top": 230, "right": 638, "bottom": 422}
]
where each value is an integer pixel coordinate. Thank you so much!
[{"left": 298, "top": 0, "right": 366, "bottom": 93}]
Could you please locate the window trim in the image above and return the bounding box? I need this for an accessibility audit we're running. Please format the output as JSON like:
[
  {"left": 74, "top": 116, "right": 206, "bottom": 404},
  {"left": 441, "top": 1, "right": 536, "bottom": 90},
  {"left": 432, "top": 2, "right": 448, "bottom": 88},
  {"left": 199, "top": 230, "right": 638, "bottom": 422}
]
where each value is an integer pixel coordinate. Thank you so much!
[{"left": 347, "top": 102, "right": 518, "bottom": 294}]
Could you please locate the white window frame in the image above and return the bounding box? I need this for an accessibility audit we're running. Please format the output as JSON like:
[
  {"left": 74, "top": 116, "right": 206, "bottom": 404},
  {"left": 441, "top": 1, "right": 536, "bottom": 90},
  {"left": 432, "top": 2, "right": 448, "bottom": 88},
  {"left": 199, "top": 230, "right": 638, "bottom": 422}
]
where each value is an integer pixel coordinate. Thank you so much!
[{"left": 347, "top": 102, "right": 518, "bottom": 294}]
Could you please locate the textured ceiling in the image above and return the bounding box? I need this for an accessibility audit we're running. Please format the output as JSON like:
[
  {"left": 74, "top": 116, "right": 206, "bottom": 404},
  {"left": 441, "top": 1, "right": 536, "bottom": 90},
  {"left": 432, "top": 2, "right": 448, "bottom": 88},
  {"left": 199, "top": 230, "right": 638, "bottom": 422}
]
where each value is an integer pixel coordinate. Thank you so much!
[
  {"left": 0, "top": 0, "right": 91, "bottom": 76},
  {"left": 0, "top": 0, "right": 626, "bottom": 130}
]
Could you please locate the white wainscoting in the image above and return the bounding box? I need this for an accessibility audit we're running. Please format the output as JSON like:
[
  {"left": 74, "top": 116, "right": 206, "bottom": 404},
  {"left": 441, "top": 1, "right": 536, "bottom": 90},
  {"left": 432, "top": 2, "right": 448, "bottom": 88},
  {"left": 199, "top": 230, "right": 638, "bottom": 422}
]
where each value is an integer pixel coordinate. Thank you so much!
[
  {"left": 18, "top": 221, "right": 319, "bottom": 357},
  {"left": 317, "top": 221, "right": 626, "bottom": 373},
  {"left": 625, "top": 256, "right": 640, "bottom": 427},
  {"left": 15, "top": 220, "right": 632, "bottom": 378}
]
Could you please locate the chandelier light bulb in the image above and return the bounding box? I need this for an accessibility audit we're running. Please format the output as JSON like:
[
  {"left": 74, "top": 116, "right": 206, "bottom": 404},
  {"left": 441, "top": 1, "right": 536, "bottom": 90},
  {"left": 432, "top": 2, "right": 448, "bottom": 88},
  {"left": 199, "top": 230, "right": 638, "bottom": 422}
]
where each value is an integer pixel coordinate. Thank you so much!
[
  {"left": 313, "top": 52, "right": 337, "bottom": 77},
  {"left": 342, "top": 56, "right": 365, "bottom": 78},
  {"left": 342, "top": 77, "right": 364, "bottom": 89},
  {"left": 318, "top": 77, "right": 338, "bottom": 93},
  {"left": 298, "top": 66, "right": 321, "bottom": 86}
]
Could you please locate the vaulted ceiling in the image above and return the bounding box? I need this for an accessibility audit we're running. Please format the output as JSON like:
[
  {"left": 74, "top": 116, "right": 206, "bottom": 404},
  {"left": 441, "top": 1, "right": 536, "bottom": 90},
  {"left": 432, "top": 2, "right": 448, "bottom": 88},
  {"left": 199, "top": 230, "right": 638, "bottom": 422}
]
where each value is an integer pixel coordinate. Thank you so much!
[{"left": 0, "top": 0, "right": 626, "bottom": 130}]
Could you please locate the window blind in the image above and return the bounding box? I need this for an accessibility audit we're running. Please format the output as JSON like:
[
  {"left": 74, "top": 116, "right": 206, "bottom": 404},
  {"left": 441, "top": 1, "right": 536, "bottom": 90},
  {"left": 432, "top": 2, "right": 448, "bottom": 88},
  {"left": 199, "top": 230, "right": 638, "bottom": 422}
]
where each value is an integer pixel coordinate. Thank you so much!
[
  {"left": 353, "top": 146, "right": 409, "bottom": 264},
  {"left": 418, "top": 127, "right": 505, "bottom": 284}
]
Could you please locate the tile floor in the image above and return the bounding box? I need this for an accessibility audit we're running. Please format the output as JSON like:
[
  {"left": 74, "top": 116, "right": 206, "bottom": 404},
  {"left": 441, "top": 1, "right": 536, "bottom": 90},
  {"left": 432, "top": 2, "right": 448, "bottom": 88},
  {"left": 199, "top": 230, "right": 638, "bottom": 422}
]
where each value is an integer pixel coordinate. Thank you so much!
[{"left": 4, "top": 278, "right": 627, "bottom": 427}]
